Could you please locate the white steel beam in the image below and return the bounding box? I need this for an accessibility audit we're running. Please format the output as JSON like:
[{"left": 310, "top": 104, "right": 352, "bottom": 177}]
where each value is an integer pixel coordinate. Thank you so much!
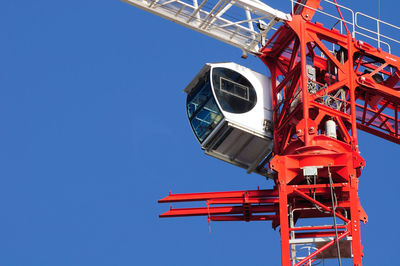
[{"left": 122, "top": 0, "right": 291, "bottom": 54}]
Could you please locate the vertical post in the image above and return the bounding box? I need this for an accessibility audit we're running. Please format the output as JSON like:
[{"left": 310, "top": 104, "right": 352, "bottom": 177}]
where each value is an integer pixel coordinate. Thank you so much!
[
  {"left": 377, "top": 20, "right": 381, "bottom": 49},
  {"left": 278, "top": 181, "right": 291, "bottom": 266},
  {"left": 350, "top": 175, "right": 362, "bottom": 265},
  {"left": 377, "top": 0, "right": 381, "bottom": 49},
  {"left": 395, "top": 104, "right": 398, "bottom": 136},
  {"left": 277, "top": 160, "right": 291, "bottom": 266},
  {"left": 300, "top": 18, "right": 311, "bottom": 146},
  {"left": 270, "top": 68, "right": 280, "bottom": 154},
  {"left": 347, "top": 33, "right": 359, "bottom": 151}
]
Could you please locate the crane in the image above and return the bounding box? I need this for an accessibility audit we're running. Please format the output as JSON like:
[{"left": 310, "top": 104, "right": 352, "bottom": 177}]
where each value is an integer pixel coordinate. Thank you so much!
[{"left": 123, "top": 0, "right": 400, "bottom": 265}]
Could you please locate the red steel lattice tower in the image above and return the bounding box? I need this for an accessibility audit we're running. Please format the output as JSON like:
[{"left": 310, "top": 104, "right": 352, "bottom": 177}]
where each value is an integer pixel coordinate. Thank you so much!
[
  {"left": 255, "top": 1, "right": 400, "bottom": 263},
  {"left": 126, "top": 0, "right": 400, "bottom": 264}
]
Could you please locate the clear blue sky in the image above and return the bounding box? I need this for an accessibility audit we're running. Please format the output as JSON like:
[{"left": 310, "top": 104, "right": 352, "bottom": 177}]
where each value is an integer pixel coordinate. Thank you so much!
[{"left": 1, "top": 1, "right": 399, "bottom": 265}]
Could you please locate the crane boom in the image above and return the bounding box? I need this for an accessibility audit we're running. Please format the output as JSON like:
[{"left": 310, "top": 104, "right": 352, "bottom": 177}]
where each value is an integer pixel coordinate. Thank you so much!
[{"left": 122, "top": 0, "right": 291, "bottom": 54}]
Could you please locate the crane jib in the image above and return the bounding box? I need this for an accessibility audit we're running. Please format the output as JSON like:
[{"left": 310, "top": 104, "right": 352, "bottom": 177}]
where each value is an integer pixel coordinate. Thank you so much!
[{"left": 122, "top": 0, "right": 291, "bottom": 54}]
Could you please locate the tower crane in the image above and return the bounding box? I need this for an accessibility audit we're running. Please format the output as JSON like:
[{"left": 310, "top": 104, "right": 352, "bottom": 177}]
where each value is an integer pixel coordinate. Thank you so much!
[{"left": 123, "top": 0, "right": 400, "bottom": 264}]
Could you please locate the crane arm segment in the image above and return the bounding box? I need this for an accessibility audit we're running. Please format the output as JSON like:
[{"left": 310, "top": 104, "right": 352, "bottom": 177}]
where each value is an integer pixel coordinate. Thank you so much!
[{"left": 122, "top": 0, "right": 291, "bottom": 54}]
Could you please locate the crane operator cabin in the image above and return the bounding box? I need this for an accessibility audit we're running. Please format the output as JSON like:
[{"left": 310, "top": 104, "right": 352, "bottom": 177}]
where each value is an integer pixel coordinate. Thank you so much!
[{"left": 185, "top": 62, "right": 274, "bottom": 175}]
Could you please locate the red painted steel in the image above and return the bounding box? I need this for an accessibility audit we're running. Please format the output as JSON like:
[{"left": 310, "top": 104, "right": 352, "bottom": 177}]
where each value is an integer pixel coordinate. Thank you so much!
[
  {"left": 160, "top": 205, "right": 277, "bottom": 218},
  {"left": 158, "top": 0, "right": 400, "bottom": 265},
  {"left": 289, "top": 225, "right": 347, "bottom": 231},
  {"left": 159, "top": 189, "right": 279, "bottom": 221},
  {"left": 158, "top": 189, "right": 278, "bottom": 203}
]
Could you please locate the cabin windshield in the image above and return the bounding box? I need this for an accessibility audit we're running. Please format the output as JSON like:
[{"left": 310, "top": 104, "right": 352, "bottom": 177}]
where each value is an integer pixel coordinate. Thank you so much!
[{"left": 186, "top": 71, "right": 223, "bottom": 143}]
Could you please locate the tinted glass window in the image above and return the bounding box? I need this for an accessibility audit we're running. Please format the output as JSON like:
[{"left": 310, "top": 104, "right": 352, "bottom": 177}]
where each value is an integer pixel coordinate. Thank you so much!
[
  {"left": 212, "top": 67, "right": 257, "bottom": 113},
  {"left": 186, "top": 71, "right": 223, "bottom": 143}
]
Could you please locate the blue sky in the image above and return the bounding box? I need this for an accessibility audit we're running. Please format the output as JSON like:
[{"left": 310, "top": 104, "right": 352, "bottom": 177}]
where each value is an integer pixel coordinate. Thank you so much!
[{"left": 1, "top": 0, "right": 400, "bottom": 265}]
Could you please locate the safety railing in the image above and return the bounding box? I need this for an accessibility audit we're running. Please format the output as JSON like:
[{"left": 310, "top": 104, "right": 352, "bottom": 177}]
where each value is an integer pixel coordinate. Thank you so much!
[
  {"left": 290, "top": 0, "right": 355, "bottom": 36},
  {"left": 355, "top": 12, "right": 400, "bottom": 53},
  {"left": 290, "top": 0, "right": 400, "bottom": 54}
]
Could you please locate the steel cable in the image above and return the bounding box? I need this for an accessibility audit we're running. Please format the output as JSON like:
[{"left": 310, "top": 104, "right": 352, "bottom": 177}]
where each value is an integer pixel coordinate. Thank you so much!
[{"left": 328, "top": 165, "right": 342, "bottom": 266}]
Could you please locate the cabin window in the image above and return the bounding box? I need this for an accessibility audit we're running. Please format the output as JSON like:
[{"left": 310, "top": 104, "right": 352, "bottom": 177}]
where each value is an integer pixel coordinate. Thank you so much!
[
  {"left": 186, "top": 71, "right": 223, "bottom": 143},
  {"left": 220, "top": 77, "right": 249, "bottom": 100},
  {"left": 212, "top": 67, "right": 257, "bottom": 114}
]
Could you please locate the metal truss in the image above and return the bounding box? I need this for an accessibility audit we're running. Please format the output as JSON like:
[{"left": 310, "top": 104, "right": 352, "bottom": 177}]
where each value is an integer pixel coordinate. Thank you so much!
[
  {"left": 255, "top": 0, "right": 400, "bottom": 264},
  {"left": 122, "top": 0, "right": 290, "bottom": 54}
]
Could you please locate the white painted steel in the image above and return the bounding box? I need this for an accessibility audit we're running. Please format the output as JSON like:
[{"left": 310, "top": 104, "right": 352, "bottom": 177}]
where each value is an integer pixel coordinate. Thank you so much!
[
  {"left": 122, "top": 0, "right": 291, "bottom": 54},
  {"left": 355, "top": 11, "right": 400, "bottom": 50},
  {"left": 289, "top": 236, "right": 352, "bottom": 245}
]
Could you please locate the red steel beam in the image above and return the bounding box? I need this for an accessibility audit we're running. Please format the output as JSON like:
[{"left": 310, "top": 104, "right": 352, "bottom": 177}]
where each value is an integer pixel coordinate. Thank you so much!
[
  {"left": 289, "top": 183, "right": 349, "bottom": 190},
  {"left": 158, "top": 189, "right": 278, "bottom": 203},
  {"left": 289, "top": 225, "right": 347, "bottom": 231},
  {"left": 207, "top": 198, "right": 279, "bottom": 204},
  {"left": 210, "top": 215, "right": 276, "bottom": 221},
  {"left": 294, "top": 231, "right": 345, "bottom": 238},
  {"left": 159, "top": 205, "right": 277, "bottom": 218}
]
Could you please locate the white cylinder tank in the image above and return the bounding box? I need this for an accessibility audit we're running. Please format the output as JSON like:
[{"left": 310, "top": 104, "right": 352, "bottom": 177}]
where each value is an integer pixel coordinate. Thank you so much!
[{"left": 326, "top": 120, "right": 337, "bottom": 139}]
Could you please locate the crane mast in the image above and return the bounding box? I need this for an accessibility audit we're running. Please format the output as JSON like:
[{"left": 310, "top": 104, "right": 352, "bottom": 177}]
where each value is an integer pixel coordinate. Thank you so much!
[{"left": 124, "top": 0, "right": 400, "bottom": 264}]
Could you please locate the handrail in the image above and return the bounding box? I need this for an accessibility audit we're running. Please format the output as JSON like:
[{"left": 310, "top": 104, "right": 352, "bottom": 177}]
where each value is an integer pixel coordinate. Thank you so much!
[
  {"left": 290, "top": 0, "right": 355, "bottom": 36},
  {"left": 355, "top": 31, "right": 391, "bottom": 54},
  {"left": 290, "top": 0, "right": 400, "bottom": 54},
  {"left": 324, "top": 0, "right": 355, "bottom": 37},
  {"left": 355, "top": 12, "right": 400, "bottom": 50}
]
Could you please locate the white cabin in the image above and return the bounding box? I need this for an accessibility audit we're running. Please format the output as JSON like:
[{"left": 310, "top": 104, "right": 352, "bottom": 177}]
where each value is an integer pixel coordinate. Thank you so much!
[{"left": 184, "top": 62, "right": 273, "bottom": 175}]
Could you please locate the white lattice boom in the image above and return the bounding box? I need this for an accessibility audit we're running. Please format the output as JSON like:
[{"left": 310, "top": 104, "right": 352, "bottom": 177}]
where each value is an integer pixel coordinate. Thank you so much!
[{"left": 122, "top": 0, "right": 291, "bottom": 54}]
